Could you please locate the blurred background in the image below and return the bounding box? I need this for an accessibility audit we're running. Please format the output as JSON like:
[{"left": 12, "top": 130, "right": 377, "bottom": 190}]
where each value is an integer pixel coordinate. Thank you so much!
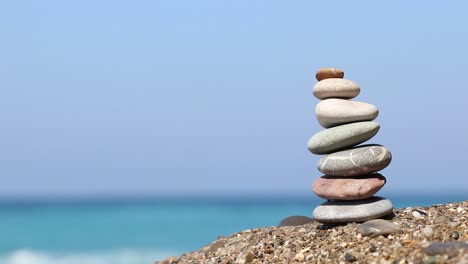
[{"left": 0, "top": 1, "right": 467, "bottom": 263}]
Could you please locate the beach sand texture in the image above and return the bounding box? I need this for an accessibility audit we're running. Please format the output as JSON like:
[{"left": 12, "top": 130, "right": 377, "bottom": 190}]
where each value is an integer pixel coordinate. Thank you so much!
[{"left": 156, "top": 200, "right": 467, "bottom": 264}]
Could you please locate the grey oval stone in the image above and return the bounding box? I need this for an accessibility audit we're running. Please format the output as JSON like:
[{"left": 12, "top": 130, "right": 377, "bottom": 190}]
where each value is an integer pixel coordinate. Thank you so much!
[
  {"left": 317, "top": 145, "right": 392, "bottom": 176},
  {"left": 307, "top": 121, "right": 380, "bottom": 155},
  {"left": 313, "top": 78, "right": 360, "bottom": 100},
  {"left": 357, "top": 219, "right": 401, "bottom": 237},
  {"left": 312, "top": 196, "right": 393, "bottom": 223},
  {"left": 315, "top": 99, "right": 379, "bottom": 128},
  {"left": 425, "top": 242, "right": 468, "bottom": 256},
  {"left": 278, "top": 215, "right": 314, "bottom": 227},
  {"left": 312, "top": 174, "right": 386, "bottom": 200}
]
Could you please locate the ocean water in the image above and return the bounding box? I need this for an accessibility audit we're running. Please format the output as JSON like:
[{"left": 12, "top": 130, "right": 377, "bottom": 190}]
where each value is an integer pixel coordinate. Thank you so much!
[{"left": 0, "top": 194, "right": 465, "bottom": 264}]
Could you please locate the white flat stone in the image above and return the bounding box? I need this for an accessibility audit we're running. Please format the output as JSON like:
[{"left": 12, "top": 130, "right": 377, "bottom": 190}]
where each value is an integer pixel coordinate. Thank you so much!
[
  {"left": 315, "top": 99, "right": 379, "bottom": 128},
  {"left": 312, "top": 196, "right": 393, "bottom": 223},
  {"left": 313, "top": 78, "right": 360, "bottom": 100}
]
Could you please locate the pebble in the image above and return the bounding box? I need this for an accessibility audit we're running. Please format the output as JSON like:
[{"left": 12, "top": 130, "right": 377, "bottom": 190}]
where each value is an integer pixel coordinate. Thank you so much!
[
  {"left": 412, "top": 211, "right": 422, "bottom": 219},
  {"left": 315, "top": 99, "right": 379, "bottom": 128},
  {"left": 344, "top": 252, "right": 357, "bottom": 262},
  {"left": 357, "top": 219, "right": 401, "bottom": 237},
  {"left": 317, "top": 145, "right": 392, "bottom": 176},
  {"left": 294, "top": 252, "right": 305, "bottom": 261},
  {"left": 424, "top": 241, "right": 468, "bottom": 255},
  {"left": 235, "top": 252, "right": 255, "bottom": 264},
  {"left": 312, "top": 174, "right": 386, "bottom": 200},
  {"left": 300, "top": 247, "right": 311, "bottom": 254},
  {"left": 450, "top": 231, "right": 460, "bottom": 240},
  {"left": 312, "top": 196, "right": 393, "bottom": 223},
  {"left": 313, "top": 78, "right": 360, "bottom": 100},
  {"left": 315, "top": 67, "right": 344, "bottom": 81},
  {"left": 421, "top": 226, "right": 434, "bottom": 238},
  {"left": 307, "top": 121, "right": 380, "bottom": 155},
  {"left": 277, "top": 215, "right": 314, "bottom": 227}
]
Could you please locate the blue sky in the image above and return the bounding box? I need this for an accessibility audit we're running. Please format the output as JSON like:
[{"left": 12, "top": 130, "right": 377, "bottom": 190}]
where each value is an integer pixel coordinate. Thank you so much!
[{"left": 0, "top": 1, "right": 467, "bottom": 197}]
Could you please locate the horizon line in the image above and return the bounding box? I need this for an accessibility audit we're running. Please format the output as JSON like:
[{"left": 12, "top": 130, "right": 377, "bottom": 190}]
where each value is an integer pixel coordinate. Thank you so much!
[{"left": 0, "top": 191, "right": 465, "bottom": 202}]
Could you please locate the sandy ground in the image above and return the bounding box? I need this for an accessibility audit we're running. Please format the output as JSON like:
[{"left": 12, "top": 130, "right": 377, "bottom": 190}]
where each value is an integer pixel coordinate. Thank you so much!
[{"left": 156, "top": 200, "right": 467, "bottom": 264}]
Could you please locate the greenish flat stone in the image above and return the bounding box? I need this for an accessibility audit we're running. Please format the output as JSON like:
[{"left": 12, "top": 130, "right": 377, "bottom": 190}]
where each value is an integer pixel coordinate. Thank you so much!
[{"left": 307, "top": 121, "right": 380, "bottom": 155}]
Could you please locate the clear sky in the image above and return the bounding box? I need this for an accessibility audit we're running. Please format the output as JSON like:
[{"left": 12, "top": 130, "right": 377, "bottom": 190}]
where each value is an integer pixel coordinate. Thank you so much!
[{"left": 0, "top": 1, "right": 467, "bottom": 197}]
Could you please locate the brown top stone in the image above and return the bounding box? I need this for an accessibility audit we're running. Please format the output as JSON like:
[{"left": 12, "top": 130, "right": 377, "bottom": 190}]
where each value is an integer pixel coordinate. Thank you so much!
[{"left": 315, "top": 67, "right": 344, "bottom": 81}]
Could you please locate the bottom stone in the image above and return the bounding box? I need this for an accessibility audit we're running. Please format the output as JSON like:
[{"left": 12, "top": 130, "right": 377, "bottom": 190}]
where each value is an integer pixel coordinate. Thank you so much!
[{"left": 312, "top": 196, "right": 393, "bottom": 223}]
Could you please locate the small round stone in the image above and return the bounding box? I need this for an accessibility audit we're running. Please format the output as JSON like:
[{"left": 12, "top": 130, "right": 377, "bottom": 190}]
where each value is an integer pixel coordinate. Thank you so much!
[
  {"left": 421, "top": 226, "right": 434, "bottom": 238},
  {"left": 312, "top": 196, "right": 393, "bottom": 223},
  {"left": 315, "top": 99, "right": 379, "bottom": 128},
  {"left": 317, "top": 145, "right": 392, "bottom": 176},
  {"left": 344, "top": 253, "right": 357, "bottom": 262},
  {"left": 307, "top": 121, "right": 380, "bottom": 155},
  {"left": 312, "top": 174, "right": 386, "bottom": 200},
  {"left": 357, "top": 219, "right": 401, "bottom": 237},
  {"left": 294, "top": 253, "right": 305, "bottom": 261},
  {"left": 412, "top": 211, "right": 422, "bottom": 219},
  {"left": 450, "top": 231, "right": 460, "bottom": 240},
  {"left": 315, "top": 67, "right": 344, "bottom": 81},
  {"left": 313, "top": 78, "right": 360, "bottom": 100}
]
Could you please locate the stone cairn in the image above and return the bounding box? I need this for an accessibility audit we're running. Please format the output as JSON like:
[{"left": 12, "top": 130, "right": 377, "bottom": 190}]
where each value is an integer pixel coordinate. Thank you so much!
[{"left": 308, "top": 68, "right": 393, "bottom": 223}]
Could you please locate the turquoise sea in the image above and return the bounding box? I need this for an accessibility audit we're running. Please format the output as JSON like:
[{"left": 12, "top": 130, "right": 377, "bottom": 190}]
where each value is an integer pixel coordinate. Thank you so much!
[{"left": 0, "top": 193, "right": 465, "bottom": 264}]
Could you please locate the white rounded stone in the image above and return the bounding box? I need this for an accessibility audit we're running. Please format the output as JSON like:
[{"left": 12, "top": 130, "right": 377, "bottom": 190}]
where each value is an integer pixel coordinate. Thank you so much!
[
  {"left": 313, "top": 78, "right": 360, "bottom": 100},
  {"left": 315, "top": 99, "right": 379, "bottom": 128}
]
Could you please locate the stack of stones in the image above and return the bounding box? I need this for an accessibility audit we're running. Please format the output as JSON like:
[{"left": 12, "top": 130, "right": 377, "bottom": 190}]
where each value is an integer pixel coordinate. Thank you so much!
[{"left": 308, "top": 68, "right": 393, "bottom": 223}]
